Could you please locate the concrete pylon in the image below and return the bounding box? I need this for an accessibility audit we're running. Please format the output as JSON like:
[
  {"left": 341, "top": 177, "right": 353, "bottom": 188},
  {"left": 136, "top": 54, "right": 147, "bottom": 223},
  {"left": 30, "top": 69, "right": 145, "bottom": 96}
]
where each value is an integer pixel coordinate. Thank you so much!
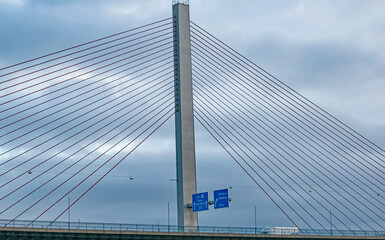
[{"left": 173, "top": 2, "right": 198, "bottom": 229}]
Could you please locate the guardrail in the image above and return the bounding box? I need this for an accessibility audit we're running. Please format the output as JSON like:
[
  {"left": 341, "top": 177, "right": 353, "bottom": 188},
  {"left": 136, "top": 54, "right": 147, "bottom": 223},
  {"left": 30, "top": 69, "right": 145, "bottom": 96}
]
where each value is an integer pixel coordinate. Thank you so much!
[{"left": 1, "top": 219, "right": 384, "bottom": 237}]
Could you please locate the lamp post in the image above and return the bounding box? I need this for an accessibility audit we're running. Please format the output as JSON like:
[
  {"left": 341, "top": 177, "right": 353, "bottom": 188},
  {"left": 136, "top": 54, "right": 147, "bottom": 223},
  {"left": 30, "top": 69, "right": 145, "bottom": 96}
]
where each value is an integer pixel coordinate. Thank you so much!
[
  {"left": 168, "top": 202, "right": 170, "bottom": 232},
  {"left": 330, "top": 209, "right": 332, "bottom": 236},
  {"left": 254, "top": 206, "right": 257, "bottom": 234},
  {"left": 68, "top": 197, "right": 71, "bottom": 229}
]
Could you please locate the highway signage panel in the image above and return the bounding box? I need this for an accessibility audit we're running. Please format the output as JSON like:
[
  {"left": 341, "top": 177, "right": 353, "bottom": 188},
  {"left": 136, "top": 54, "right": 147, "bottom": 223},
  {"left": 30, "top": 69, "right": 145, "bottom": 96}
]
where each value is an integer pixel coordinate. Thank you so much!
[
  {"left": 192, "top": 192, "right": 208, "bottom": 212},
  {"left": 214, "top": 189, "right": 229, "bottom": 209}
]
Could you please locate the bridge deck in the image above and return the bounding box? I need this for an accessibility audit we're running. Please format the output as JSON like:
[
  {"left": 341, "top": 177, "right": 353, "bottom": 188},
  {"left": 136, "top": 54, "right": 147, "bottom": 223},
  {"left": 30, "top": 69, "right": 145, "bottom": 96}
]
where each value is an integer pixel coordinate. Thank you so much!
[{"left": 1, "top": 227, "right": 385, "bottom": 240}]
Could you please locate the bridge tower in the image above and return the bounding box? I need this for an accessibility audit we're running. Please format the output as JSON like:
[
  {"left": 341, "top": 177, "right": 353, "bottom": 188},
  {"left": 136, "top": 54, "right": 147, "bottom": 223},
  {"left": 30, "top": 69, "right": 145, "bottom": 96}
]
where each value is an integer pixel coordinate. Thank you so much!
[{"left": 173, "top": 1, "right": 198, "bottom": 228}]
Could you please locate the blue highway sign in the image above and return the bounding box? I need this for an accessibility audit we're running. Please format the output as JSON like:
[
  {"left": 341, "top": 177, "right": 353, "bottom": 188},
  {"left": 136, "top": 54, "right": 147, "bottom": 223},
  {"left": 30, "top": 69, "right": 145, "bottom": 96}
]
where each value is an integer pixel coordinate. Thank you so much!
[
  {"left": 192, "top": 192, "right": 208, "bottom": 212},
  {"left": 214, "top": 189, "right": 229, "bottom": 209}
]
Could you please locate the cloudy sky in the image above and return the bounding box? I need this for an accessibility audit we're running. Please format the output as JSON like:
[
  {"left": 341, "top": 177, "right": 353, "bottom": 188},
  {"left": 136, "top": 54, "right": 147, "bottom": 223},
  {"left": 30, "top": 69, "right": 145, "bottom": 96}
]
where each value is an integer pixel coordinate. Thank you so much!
[{"left": 0, "top": 0, "right": 384, "bottom": 231}]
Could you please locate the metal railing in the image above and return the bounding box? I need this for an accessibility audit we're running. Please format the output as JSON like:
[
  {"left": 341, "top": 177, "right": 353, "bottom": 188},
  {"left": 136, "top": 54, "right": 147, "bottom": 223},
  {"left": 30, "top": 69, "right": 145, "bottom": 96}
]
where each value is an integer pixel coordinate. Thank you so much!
[{"left": 1, "top": 219, "right": 385, "bottom": 237}]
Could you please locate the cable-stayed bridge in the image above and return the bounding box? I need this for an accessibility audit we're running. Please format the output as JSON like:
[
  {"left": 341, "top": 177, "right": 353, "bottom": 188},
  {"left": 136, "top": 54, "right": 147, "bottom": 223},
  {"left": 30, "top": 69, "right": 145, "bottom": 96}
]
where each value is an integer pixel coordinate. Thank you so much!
[{"left": 1, "top": 2, "right": 384, "bottom": 239}]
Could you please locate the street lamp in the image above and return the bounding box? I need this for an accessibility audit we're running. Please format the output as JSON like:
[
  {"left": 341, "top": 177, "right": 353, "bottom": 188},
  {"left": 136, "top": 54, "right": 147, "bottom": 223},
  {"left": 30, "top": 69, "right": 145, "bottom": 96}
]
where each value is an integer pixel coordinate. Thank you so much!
[{"left": 254, "top": 206, "right": 257, "bottom": 234}]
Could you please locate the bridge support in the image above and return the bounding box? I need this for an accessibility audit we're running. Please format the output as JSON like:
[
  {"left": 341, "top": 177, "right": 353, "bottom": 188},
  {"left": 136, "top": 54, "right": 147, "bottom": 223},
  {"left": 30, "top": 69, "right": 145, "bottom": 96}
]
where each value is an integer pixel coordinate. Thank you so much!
[{"left": 173, "top": 2, "right": 198, "bottom": 228}]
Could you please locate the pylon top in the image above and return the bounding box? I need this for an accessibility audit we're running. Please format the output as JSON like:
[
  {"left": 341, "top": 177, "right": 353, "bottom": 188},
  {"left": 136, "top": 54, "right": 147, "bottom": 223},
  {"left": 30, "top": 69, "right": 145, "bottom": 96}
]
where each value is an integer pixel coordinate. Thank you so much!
[{"left": 172, "top": 0, "right": 189, "bottom": 6}]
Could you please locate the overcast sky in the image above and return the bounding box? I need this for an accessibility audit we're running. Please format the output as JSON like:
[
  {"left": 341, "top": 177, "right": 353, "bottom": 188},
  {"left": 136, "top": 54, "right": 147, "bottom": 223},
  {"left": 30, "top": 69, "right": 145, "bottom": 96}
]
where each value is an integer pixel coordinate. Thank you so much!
[{"left": 0, "top": 0, "right": 384, "bottom": 230}]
